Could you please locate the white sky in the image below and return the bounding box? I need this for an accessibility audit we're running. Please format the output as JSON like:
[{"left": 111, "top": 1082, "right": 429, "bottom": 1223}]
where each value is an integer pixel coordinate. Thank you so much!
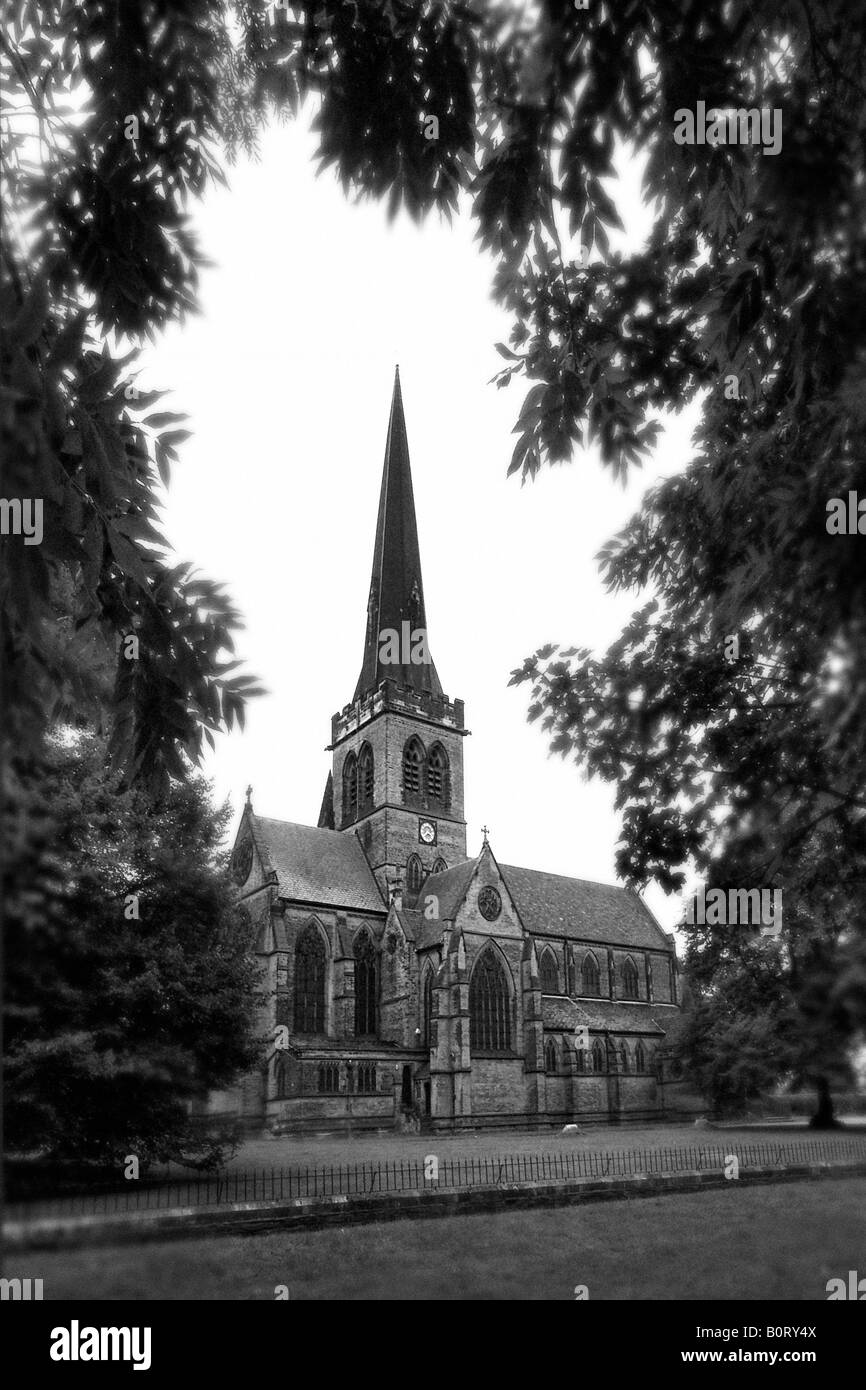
[{"left": 141, "top": 113, "right": 701, "bottom": 933}]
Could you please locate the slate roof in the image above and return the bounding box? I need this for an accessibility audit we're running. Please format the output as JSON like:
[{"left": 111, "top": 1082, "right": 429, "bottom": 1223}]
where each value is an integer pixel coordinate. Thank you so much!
[
  {"left": 419, "top": 858, "right": 477, "bottom": 919},
  {"left": 500, "top": 863, "right": 669, "bottom": 950},
  {"left": 395, "top": 907, "right": 424, "bottom": 943},
  {"left": 543, "top": 998, "right": 667, "bottom": 1035},
  {"left": 251, "top": 815, "right": 386, "bottom": 913},
  {"left": 353, "top": 367, "right": 443, "bottom": 701}
]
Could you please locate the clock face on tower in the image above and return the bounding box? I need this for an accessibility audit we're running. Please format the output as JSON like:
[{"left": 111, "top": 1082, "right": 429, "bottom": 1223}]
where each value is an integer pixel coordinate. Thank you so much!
[{"left": 418, "top": 819, "right": 437, "bottom": 846}]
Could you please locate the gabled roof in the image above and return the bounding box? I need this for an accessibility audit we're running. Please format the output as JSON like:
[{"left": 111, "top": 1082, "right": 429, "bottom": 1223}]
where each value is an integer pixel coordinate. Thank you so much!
[
  {"left": 419, "top": 857, "right": 479, "bottom": 920},
  {"left": 395, "top": 907, "right": 424, "bottom": 943},
  {"left": 353, "top": 368, "right": 443, "bottom": 701},
  {"left": 500, "top": 864, "right": 670, "bottom": 950},
  {"left": 250, "top": 815, "right": 386, "bottom": 913}
]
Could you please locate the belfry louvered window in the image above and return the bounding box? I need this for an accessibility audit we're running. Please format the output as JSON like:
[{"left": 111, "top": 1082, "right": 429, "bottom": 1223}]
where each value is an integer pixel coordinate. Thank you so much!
[
  {"left": 403, "top": 737, "right": 424, "bottom": 795},
  {"left": 469, "top": 950, "right": 511, "bottom": 1052},
  {"left": 294, "top": 925, "right": 326, "bottom": 1034},
  {"left": 426, "top": 743, "right": 449, "bottom": 807},
  {"left": 358, "top": 744, "right": 374, "bottom": 813},
  {"left": 342, "top": 753, "right": 358, "bottom": 823}
]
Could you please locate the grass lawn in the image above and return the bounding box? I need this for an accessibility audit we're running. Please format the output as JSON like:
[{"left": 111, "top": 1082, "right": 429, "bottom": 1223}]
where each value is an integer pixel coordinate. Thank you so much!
[
  {"left": 161, "top": 1118, "right": 866, "bottom": 1177},
  {"left": 20, "top": 1177, "right": 866, "bottom": 1300}
]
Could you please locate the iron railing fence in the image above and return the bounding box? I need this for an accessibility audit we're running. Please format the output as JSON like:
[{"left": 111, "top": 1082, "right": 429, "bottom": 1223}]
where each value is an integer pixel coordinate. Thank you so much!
[{"left": 7, "top": 1134, "right": 866, "bottom": 1222}]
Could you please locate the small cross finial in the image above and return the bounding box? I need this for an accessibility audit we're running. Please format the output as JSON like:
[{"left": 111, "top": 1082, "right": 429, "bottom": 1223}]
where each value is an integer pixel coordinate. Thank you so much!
[
  {"left": 481, "top": 824, "right": 490, "bottom": 845},
  {"left": 245, "top": 784, "right": 253, "bottom": 806}
]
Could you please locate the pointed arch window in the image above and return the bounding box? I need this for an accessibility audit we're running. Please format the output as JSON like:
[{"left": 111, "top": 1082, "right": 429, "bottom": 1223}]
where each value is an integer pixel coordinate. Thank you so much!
[
  {"left": 619, "top": 1040, "right": 631, "bottom": 1073},
  {"left": 358, "top": 744, "right": 374, "bottom": 814},
  {"left": 403, "top": 737, "right": 425, "bottom": 797},
  {"left": 342, "top": 752, "right": 358, "bottom": 824},
  {"left": 635, "top": 1040, "right": 647, "bottom": 1073},
  {"left": 426, "top": 743, "right": 450, "bottom": 808},
  {"left": 544, "top": 1038, "right": 558, "bottom": 1074},
  {"left": 354, "top": 930, "right": 377, "bottom": 1036},
  {"left": 590, "top": 1038, "right": 605, "bottom": 1073},
  {"left": 421, "top": 967, "right": 434, "bottom": 1048},
  {"left": 294, "top": 924, "right": 326, "bottom": 1034},
  {"left": 539, "top": 948, "right": 560, "bottom": 995},
  {"left": 406, "top": 853, "right": 424, "bottom": 897},
  {"left": 432, "top": 857, "right": 447, "bottom": 874},
  {"left": 318, "top": 1062, "right": 339, "bottom": 1093},
  {"left": 574, "top": 1046, "right": 586, "bottom": 1074},
  {"left": 581, "top": 952, "right": 600, "bottom": 997},
  {"left": 469, "top": 950, "right": 511, "bottom": 1052},
  {"left": 621, "top": 957, "right": 639, "bottom": 999}
]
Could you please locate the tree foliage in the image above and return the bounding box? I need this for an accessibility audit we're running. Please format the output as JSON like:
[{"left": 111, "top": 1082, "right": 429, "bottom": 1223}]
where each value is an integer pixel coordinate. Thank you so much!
[
  {"left": 1, "top": 0, "right": 261, "bottom": 792},
  {"left": 3, "top": 732, "right": 261, "bottom": 1166},
  {"left": 678, "top": 823, "right": 866, "bottom": 1122}
]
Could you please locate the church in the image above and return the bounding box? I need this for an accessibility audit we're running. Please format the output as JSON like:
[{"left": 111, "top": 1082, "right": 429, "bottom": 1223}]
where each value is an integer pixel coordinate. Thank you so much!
[{"left": 225, "top": 370, "right": 681, "bottom": 1133}]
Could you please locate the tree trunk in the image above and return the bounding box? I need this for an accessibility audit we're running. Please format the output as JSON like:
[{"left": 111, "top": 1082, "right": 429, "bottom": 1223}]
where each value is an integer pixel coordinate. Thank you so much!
[{"left": 808, "top": 1075, "right": 839, "bottom": 1129}]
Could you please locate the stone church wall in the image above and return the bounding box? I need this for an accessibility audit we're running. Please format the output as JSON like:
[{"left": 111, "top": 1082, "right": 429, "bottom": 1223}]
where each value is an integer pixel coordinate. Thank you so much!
[{"left": 470, "top": 1057, "right": 526, "bottom": 1116}]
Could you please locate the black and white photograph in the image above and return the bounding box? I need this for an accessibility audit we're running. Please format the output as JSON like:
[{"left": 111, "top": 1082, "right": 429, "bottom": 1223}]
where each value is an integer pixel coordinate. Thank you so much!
[{"left": 2, "top": 0, "right": 865, "bottom": 1355}]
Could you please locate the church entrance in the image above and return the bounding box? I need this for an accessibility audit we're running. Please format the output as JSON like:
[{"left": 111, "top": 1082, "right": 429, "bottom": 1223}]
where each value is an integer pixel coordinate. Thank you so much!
[{"left": 401, "top": 1065, "right": 413, "bottom": 1107}]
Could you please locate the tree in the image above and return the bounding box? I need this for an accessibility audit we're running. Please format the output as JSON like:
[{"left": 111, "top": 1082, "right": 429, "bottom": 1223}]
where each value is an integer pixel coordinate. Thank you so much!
[
  {"left": 678, "top": 824, "right": 866, "bottom": 1125},
  {"left": 3, "top": 732, "right": 262, "bottom": 1167},
  {"left": 1, "top": 0, "right": 261, "bottom": 792}
]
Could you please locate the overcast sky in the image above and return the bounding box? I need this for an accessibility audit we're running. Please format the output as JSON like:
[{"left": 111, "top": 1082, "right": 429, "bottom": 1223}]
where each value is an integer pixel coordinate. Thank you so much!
[{"left": 140, "top": 113, "right": 702, "bottom": 933}]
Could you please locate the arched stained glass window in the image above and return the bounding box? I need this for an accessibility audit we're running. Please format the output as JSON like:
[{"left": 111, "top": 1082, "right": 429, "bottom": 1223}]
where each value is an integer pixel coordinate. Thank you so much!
[
  {"left": 622, "top": 957, "right": 639, "bottom": 998},
  {"left": 354, "top": 930, "right": 377, "bottom": 1036},
  {"left": 294, "top": 924, "right": 326, "bottom": 1034},
  {"left": 581, "top": 953, "right": 600, "bottom": 997},
  {"left": 539, "top": 948, "right": 560, "bottom": 994},
  {"left": 469, "top": 950, "right": 511, "bottom": 1052},
  {"left": 590, "top": 1038, "right": 605, "bottom": 1073},
  {"left": 544, "top": 1037, "right": 558, "bottom": 1074},
  {"left": 403, "top": 737, "right": 424, "bottom": 796},
  {"left": 432, "top": 857, "right": 447, "bottom": 874},
  {"left": 635, "top": 1040, "right": 647, "bottom": 1073},
  {"left": 406, "top": 853, "right": 424, "bottom": 897},
  {"left": 342, "top": 753, "right": 358, "bottom": 823},
  {"left": 422, "top": 967, "right": 434, "bottom": 1047},
  {"left": 358, "top": 743, "right": 374, "bottom": 813},
  {"left": 620, "top": 1040, "right": 631, "bottom": 1073}
]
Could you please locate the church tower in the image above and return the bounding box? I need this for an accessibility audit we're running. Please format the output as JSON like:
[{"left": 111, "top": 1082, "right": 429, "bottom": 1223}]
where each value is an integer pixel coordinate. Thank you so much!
[{"left": 324, "top": 368, "right": 468, "bottom": 901}]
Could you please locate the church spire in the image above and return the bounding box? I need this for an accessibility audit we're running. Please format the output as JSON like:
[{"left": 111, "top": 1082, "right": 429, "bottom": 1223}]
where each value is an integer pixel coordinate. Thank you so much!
[{"left": 354, "top": 368, "right": 443, "bottom": 701}]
